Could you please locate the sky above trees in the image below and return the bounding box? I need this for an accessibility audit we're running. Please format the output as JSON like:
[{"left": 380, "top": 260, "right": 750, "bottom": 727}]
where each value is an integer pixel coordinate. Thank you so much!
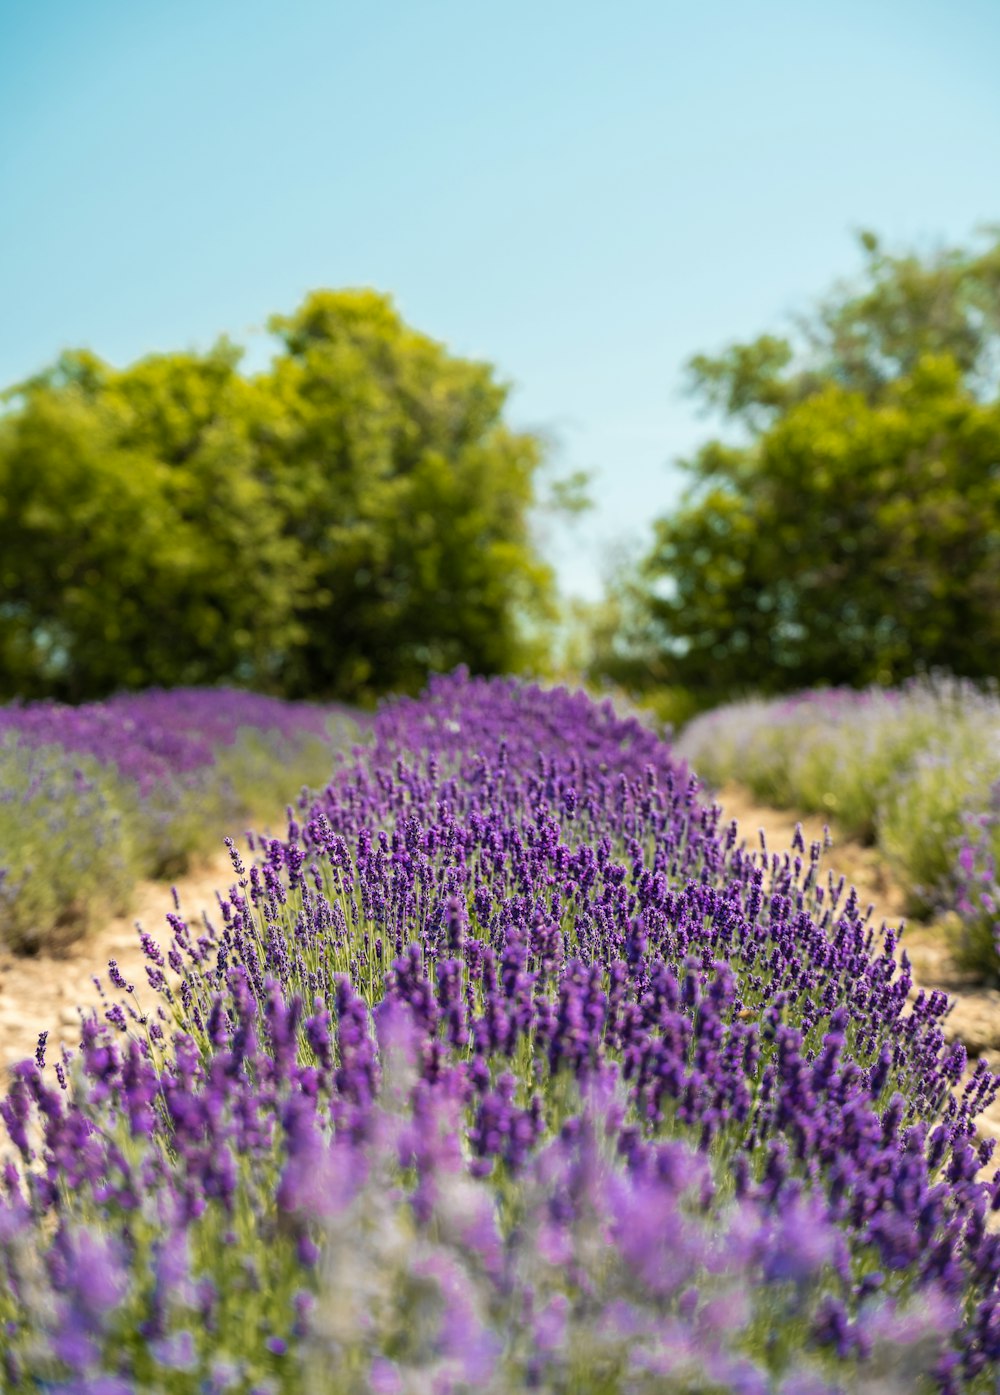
[{"left": 1, "top": 0, "right": 998, "bottom": 599}]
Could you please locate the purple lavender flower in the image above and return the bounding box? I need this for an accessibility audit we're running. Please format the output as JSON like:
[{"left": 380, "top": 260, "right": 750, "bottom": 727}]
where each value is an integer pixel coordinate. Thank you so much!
[{"left": 0, "top": 671, "right": 995, "bottom": 1392}]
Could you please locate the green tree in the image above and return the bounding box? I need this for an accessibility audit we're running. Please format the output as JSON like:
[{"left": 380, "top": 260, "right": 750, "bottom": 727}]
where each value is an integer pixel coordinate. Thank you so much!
[
  {"left": 260, "top": 290, "right": 555, "bottom": 700},
  {"left": 608, "top": 229, "right": 1000, "bottom": 703},
  {"left": 0, "top": 291, "right": 560, "bottom": 702},
  {"left": 0, "top": 346, "right": 305, "bottom": 699}
]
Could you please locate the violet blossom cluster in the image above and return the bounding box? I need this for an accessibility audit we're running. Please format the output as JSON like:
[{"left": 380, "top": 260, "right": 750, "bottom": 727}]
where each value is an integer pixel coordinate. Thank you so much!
[
  {"left": 2, "top": 671, "right": 1000, "bottom": 1391},
  {"left": 0, "top": 687, "right": 340, "bottom": 799}
]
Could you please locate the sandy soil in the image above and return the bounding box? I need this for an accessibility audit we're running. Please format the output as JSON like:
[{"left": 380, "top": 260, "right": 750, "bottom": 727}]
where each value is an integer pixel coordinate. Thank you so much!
[{"left": 0, "top": 845, "right": 235, "bottom": 1080}]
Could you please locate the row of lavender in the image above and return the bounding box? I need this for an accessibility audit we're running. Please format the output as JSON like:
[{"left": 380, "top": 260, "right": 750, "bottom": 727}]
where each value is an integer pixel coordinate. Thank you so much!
[
  {"left": 2, "top": 672, "right": 999, "bottom": 1391},
  {"left": 0, "top": 689, "right": 352, "bottom": 953},
  {"left": 676, "top": 679, "right": 1000, "bottom": 981}
]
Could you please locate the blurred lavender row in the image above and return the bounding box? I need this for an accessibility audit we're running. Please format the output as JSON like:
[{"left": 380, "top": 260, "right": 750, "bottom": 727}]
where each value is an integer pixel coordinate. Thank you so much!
[
  {"left": 2, "top": 671, "right": 999, "bottom": 1391},
  {"left": 0, "top": 688, "right": 358, "bottom": 953},
  {"left": 675, "top": 677, "right": 1000, "bottom": 981}
]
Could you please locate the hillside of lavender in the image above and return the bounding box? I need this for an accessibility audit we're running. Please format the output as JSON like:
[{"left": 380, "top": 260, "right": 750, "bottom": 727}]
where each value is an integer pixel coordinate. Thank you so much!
[
  {"left": 2, "top": 670, "right": 1000, "bottom": 1393},
  {"left": 0, "top": 689, "right": 354, "bottom": 954},
  {"left": 676, "top": 679, "right": 1000, "bottom": 983}
]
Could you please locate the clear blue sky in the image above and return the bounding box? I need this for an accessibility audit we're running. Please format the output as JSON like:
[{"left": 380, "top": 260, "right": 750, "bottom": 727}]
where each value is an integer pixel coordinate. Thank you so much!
[{"left": 1, "top": 0, "right": 998, "bottom": 599}]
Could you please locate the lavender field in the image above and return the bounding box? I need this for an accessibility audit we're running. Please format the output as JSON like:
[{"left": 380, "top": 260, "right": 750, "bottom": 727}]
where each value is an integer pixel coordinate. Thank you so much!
[{"left": 0, "top": 671, "right": 998, "bottom": 1393}]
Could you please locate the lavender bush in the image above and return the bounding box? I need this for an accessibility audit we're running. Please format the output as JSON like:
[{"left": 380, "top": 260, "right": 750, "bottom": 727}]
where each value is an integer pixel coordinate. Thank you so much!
[
  {"left": 953, "top": 784, "right": 1000, "bottom": 981},
  {"left": 0, "top": 689, "right": 355, "bottom": 952},
  {"left": 676, "top": 678, "right": 1000, "bottom": 978},
  {"left": 0, "top": 737, "right": 138, "bottom": 954},
  {"left": 1, "top": 671, "right": 999, "bottom": 1391}
]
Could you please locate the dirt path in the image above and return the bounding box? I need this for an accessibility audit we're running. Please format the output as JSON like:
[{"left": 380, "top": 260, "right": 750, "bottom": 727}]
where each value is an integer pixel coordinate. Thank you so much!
[{"left": 0, "top": 845, "right": 235, "bottom": 1080}]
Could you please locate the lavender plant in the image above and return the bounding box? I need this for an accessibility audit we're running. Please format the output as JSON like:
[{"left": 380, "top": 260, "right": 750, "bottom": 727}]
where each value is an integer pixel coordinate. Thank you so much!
[
  {"left": 677, "top": 678, "right": 1000, "bottom": 976},
  {"left": 0, "top": 736, "right": 139, "bottom": 953},
  {"left": 1, "top": 672, "right": 999, "bottom": 1392},
  {"left": 0, "top": 689, "right": 356, "bottom": 952},
  {"left": 953, "top": 783, "right": 1000, "bottom": 982}
]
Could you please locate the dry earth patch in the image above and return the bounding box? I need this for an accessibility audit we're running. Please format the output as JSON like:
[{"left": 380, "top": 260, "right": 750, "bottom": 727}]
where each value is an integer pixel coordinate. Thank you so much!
[{"left": 0, "top": 847, "right": 232, "bottom": 1079}]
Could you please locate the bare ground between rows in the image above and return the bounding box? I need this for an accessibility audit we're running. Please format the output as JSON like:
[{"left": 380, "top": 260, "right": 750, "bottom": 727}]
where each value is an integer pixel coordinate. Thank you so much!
[
  {"left": 3, "top": 784, "right": 999, "bottom": 1139},
  {"left": 0, "top": 845, "right": 237, "bottom": 1082}
]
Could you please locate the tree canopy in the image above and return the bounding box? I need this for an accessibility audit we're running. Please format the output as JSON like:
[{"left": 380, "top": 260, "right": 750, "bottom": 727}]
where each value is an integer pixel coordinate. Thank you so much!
[
  {"left": 601, "top": 229, "right": 1000, "bottom": 704},
  {"left": 0, "top": 291, "right": 561, "bottom": 703}
]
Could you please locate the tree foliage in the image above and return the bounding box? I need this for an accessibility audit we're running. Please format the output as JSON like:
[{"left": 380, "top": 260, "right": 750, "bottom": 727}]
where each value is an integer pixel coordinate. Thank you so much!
[
  {"left": 607, "top": 229, "right": 1000, "bottom": 702},
  {"left": 0, "top": 291, "right": 559, "bottom": 702}
]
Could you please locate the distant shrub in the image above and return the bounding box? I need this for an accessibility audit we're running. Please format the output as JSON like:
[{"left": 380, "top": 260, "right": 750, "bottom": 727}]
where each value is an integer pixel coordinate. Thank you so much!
[
  {"left": 0, "top": 738, "right": 139, "bottom": 953},
  {"left": 0, "top": 690, "right": 356, "bottom": 952},
  {"left": 676, "top": 677, "right": 1000, "bottom": 977},
  {"left": 952, "top": 784, "right": 1000, "bottom": 982}
]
